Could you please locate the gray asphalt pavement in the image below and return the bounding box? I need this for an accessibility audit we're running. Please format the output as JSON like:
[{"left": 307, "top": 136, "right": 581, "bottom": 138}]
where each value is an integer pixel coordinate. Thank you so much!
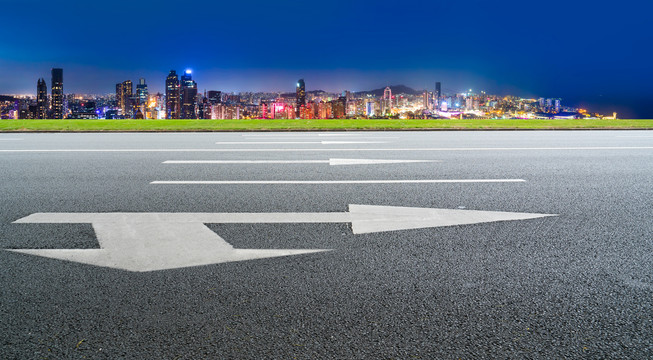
[{"left": 1, "top": 131, "right": 652, "bottom": 358}]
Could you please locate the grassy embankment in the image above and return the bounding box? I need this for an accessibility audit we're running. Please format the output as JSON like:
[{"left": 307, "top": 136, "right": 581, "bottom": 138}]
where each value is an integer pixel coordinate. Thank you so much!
[{"left": 1, "top": 118, "right": 652, "bottom": 131}]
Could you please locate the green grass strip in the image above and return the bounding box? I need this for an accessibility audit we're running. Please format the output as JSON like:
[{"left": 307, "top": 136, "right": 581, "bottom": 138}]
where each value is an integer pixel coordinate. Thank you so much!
[{"left": 1, "top": 118, "right": 652, "bottom": 132}]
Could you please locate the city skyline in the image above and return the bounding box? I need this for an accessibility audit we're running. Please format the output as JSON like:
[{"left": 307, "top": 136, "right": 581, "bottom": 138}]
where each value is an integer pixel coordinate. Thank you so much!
[
  {"left": 1, "top": 67, "right": 611, "bottom": 120},
  {"left": 0, "top": 0, "right": 651, "bottom": 118}
]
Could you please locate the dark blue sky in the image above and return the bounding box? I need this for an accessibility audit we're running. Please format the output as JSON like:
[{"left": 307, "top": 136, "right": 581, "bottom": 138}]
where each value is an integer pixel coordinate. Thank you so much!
[{"left": 1, "top": 0, "right": 651, "bottom": 117}]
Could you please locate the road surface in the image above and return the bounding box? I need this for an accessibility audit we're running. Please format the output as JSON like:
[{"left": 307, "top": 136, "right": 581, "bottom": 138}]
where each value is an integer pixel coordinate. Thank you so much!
[{"left": 1, "top": 130, "right": 652, "bottom": 358}]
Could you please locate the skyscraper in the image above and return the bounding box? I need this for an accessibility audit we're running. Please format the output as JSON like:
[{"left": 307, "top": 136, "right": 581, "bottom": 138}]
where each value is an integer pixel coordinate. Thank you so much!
[
  {"left": 116, "top": 80, "right": 133, "bottom": 118},
  {"left": 165, "top": 70, "right": 180, "bottom": 119},
  {"left": 332, "top": 96, "right": 346, "bottom": 119},
  {"left": 296, "top": 79, "right": 305, "bottom": 118},
  {"left": 383, "top": 86, "right": 392, "bottom": 114},
  {"left": 51, "top": 68, "right": 63, "bottom": 119},
  {"left": 554, "top": 98, "right": 561, "bottom": 113},
  {"left": 136, "top": 78, "right": 148, "bottom": 106},
  {"left": 434, "top": 82, "right": 441, "bottom": 108},
  {"left": 36, "top": 78, "right": 47, "bottom": 119},
  {"left": 180, "top": 70, "right": 197, "bottom": 119}
]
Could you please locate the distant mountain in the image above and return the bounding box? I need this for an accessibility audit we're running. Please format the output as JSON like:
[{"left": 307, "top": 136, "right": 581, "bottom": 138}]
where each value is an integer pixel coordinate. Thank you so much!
[
  {"left": 354, "top": 85, "right": 424, "bottom": 97},
  {"left": 278, "top": 85, "right": 423, "bottom": 99}
]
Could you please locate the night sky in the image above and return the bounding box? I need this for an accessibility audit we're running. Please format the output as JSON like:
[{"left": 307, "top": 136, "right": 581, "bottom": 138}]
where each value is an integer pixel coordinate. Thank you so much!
[{"left": 1, "top": 0, "right": 651, "bottom": 117}]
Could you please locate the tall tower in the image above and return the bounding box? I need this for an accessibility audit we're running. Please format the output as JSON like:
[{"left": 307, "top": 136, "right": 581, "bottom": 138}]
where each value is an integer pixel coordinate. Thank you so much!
[
  {"left": 51, "top": 68, "right": 63, "bottom": 119},
  {"left": 296, "top": 79, "right": 306, "bottom": 118},
  {"left": 434, "top": 82, "right": 441, "bottom": 110},
  {"left": 165, "top": 70, "right": 180, "bottom": 119},
  {"left": 116, "top": 80, "right": 133, "bottom": 117},
  {"left": 136, "top": 78, "right": 148, "bottom": 106},
  {"left": 383, "top": 86, "right": 392, "bottom": 114},
  {"left": 135, "top": 78, "right": 148, "bottom": 118},
  {"left": 180, "top": 69, "right": 198, "bottom": 119},
  {"left": 36, "top": 78, "right": 48, "bottom": 119}
]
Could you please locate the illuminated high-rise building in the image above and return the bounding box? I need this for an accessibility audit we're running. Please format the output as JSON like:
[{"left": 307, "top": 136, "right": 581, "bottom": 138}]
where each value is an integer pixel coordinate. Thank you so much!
[
  {"left": 136, "top": 78, "right": 148, "bottom": 106},
  {"left": 181, "top": 69, "right": 194, "bottom": 88},
  {"left": 365, "top": 99, "right": 375, "bottom": 117},
  {"left": 199, "top": 94, "right": 211, "bottom": 119},
  {"left": 165, "top": 70, "right": 180, "bottom": 119},
  {"left": 434, "top": 82, "right": 441, "bottom": 109},
  {"left": 116, "top": 80, "right": 133, "bottom": 117},
  {"left": 382, "top": 86, "right": 392, "bottom": 114},
  {"left": 332, "top": 96, "right": 346, "bottom": 119},
  {"left": 51, "top": 68, "right": 63, "bottom": 119},
  {"left": 36, "top": 78, "right": 47, "bottom": 119},
  {"left": 180, "top": 69, "right": 197, "bottom": 119},
  {"left": 466, "top": 96, "right": 473, "bottom": 110},
  {"left": 554, "top": 98, "right": 561, "bottom": 113},
  {"left": 296, "top": 79, "right": 305, "bottom": 117}
]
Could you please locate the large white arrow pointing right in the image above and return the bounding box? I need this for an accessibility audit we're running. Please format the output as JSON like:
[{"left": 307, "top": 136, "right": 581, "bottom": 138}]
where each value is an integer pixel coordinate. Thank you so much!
[
  {"left": 347, "top": 204, "right": 556, "bottom": 234},
  {"left": 8, "top": 205, "right": 556, "bottom": 272}
]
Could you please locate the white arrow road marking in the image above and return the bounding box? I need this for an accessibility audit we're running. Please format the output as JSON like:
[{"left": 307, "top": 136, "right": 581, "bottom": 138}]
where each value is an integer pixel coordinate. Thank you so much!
[
  {"left": 151, "top": 179, "right": 525, "bottom": 185},
  {"left": 347, "top": 204, "right": 556, "bottom": 233},
  {"left": 10, "top": 214, "right": 329, "bottom": 272},
  {"left": 162, "top": 159, "right": 440, "bottom": 166},
  {"left": 8, "top": 205, "right": 556, "bottom": 272},
  {"left": 3, "top": 147, "right": 653, "bottom": 153},
  {"left": 215, "top": 141, "right": 388, "bottom": 145}
]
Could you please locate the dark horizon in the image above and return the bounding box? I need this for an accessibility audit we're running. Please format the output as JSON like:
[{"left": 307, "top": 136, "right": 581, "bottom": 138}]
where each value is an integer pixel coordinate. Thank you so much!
[{"left": 0, "top": 0, "right": 651, "bottom": 118}]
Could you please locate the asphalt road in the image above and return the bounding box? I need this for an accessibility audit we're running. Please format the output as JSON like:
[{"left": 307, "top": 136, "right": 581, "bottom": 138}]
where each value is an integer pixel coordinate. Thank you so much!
[{"left": 1, "top": 130, "right": 652, "bottom": 359}]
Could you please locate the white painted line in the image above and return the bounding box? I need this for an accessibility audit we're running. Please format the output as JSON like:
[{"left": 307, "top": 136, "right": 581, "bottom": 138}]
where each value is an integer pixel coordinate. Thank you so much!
[
  {"left": 0, "top": 138, "right": 23, "bottom": 141},
  {"left": 151, "top": 179, "right": 526, "bottom": 185},
  {"left": 242, "top": 134, "right": 358, "bottom": 137},
  {"left": 2, "top": 147, "right": 653, "bottom": 153},
  {"left": 164, "top": 160, "right": 329, "bottom": 164},
  {"left": 616, "top": 135, "right": 653, "bottom": 138},
  {"left": 329, "top": 159, "right": 438, "bottom": 166},
  {"left": 215, "top": 141, "right": 387, "bottom": 145},
  {"left": 240, "top": 134, "right": 398, "bottom": 139},
  {"left": 162, "top": 159, "right": 440, "bottom": 166},
  {"left": 9, "top": 205, "right": 555, "bottom": 271}
]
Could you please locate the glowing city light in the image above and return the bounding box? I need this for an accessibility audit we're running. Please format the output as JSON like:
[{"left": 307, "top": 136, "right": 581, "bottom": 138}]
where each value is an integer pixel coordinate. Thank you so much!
[{"left": 185, "top": 69, "right": 192, "bottom": 74}]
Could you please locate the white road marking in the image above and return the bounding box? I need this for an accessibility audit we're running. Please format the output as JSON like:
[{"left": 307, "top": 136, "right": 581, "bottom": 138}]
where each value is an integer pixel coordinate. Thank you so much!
[
  {"left": 616, "top": 135, "right": 653, "bottom": 138},
  {"left": 0, "top": 138, "right": 23, "bottom": 141},
  {"left": 162, "top": 159, "right": 440, "bottom": 166},
  {"left": 240, "top": 134, "right": 398, "bottom": 139},
  {"left": 151, "top": 179, "right": 525, "bottom": 185},
  {"left": 215, "top": 141, "right": 387, "bottom": 144},
  {"left": 11, "top": 214, "right": 328, "bottom": 272},
  {"left": 2, "top": 146, "right": 653, "bottom": 153},
  {"left": 9, "top": 205, "right": 556, "bottom": 271},
  {"left": 242, "top": 134, "right": 361, "bottom": 137}
]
